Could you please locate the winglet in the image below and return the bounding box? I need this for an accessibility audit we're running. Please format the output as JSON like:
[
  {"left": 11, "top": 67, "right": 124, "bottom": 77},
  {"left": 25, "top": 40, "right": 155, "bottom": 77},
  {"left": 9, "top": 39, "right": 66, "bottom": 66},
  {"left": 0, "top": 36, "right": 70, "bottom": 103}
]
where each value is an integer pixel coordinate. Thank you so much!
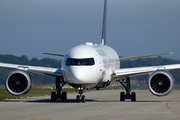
[{"left": 101, "top": 0, "right": 107, "bottom": 46}]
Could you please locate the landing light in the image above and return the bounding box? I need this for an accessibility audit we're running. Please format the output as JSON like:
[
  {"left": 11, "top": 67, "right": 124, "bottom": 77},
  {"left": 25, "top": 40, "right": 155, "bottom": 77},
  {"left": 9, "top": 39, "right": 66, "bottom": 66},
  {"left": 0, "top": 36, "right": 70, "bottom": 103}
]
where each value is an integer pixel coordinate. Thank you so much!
[{"left": 78, "top": 87, "right": 84, "bottom": 90}]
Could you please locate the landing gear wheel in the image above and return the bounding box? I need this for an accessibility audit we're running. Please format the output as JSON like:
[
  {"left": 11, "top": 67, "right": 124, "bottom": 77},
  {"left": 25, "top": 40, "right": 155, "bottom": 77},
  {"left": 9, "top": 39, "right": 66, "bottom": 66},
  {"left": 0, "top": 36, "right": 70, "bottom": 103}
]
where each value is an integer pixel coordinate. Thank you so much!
[
  {"left": 120, "top": 92, "right": 125, "bottom": 101},
  {"left": 131, "top": 92, "right": 136, "bottom": 101},
  {"left": 51, "top": 92, "right": 56, "bottom": 101},
  {"left": 82, "top": 95, "right": 86, "bottom": 103},
  {"left": 117, "top": 77, "right": 137, "bottom": 102},
  {"left": 52, "top": 77, "right": 67, "bottom": 102},
  {"left": 76, "top": 95, "right": 80, "bottom": 102},
  {"left": 62, "top": 92, "right": 67, "bottom": 101},
  {"left": 96, "top": 88, "right": 100, "bottom": 90}
]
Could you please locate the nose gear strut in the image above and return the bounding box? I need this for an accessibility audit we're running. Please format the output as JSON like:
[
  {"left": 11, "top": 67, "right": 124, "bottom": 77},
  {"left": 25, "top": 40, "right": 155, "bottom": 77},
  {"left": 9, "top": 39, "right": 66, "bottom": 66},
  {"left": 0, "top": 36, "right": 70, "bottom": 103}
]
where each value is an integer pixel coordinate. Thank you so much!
[{"left": 76, "top": 87, "right": 86, "bottom": 103}]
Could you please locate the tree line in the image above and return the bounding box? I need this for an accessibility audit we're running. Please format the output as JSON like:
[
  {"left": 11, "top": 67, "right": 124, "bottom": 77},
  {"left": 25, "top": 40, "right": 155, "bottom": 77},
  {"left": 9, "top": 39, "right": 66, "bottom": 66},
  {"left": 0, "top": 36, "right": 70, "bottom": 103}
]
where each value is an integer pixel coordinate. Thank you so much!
[
  {"left": 0, "top": 54, "right": 180, "bottom": 85},
  {"left": 0, "top": 54, "right": 62, "bottom": 85},
  {"left": 121, "top": 56, "right": 180, "bottom": 84}
]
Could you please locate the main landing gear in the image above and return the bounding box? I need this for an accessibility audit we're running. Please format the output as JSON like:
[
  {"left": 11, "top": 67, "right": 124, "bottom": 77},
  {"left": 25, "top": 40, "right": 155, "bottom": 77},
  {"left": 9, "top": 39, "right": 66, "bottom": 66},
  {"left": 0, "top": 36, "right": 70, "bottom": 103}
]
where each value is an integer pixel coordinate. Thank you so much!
[
  {"left": 76, "top": 87, "right": 86, "bottom": 103},
  {"left": 51, "top": 77, "right": 67, "bottom": 102},
  {"left": 117, "top": 77, "right": 136, "bottom": 102},
  {"left": 51, "top": 77, "right": 86, "bottom": 103}
]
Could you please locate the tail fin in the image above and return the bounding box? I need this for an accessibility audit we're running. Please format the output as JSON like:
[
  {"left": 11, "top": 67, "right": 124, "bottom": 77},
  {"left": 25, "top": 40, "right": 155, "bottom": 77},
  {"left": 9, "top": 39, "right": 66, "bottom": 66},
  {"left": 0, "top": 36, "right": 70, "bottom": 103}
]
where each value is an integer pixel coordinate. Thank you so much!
[{"left": 101, "top": 0, "right": 107, "bottom": 46}]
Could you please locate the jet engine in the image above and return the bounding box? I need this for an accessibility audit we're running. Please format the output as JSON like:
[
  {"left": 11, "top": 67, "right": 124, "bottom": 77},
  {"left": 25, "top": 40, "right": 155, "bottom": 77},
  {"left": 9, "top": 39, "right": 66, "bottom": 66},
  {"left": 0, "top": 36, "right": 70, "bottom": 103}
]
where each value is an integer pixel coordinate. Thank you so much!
[
  {"left": 148, "top": 70, "right": 174, "bottom": 96},
  {"left": 5, "top": 70, "right": 32, "bottom": 96}
]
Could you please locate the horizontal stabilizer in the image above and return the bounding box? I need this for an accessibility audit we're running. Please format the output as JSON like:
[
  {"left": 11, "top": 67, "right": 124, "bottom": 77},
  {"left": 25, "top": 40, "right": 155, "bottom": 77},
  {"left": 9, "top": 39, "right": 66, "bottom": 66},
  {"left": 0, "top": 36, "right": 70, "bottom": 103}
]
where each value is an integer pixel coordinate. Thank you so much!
[
  {"left": 42, "top": 53, "right": 64, "bottom": 57},
  {"left": 120, "top": 52, "right": 173, "bottom": 62}
]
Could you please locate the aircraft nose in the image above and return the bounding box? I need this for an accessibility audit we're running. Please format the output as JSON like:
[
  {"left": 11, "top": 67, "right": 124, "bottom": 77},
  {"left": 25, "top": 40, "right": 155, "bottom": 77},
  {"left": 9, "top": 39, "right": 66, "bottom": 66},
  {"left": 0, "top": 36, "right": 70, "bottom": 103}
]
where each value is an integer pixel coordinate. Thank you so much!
[{"left": 72, "top": 68, "right": 87, "bottom": 82}]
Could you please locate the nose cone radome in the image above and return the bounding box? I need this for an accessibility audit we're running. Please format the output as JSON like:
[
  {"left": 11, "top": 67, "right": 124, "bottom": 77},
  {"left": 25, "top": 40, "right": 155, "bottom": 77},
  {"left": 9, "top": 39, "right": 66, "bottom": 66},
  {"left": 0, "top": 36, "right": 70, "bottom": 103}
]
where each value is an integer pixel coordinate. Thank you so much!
[{"left": 72, "top": 68, "right": 87, "bottom": 82}]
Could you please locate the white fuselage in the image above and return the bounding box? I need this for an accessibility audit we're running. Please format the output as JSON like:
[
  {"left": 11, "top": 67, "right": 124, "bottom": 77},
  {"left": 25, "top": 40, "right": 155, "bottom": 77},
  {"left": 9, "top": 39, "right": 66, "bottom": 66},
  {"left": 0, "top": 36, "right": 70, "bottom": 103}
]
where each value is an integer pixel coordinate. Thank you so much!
[{"left": 61, "top": 43, "right": 120, "bottom": 89}]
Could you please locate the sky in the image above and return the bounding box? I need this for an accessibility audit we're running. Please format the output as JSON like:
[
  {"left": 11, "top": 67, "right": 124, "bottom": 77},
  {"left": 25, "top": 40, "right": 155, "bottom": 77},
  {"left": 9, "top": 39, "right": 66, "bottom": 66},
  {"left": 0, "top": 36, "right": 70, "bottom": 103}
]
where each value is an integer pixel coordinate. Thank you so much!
[{"left": 0, "top": 0, "right": 180, "bottom": 60}]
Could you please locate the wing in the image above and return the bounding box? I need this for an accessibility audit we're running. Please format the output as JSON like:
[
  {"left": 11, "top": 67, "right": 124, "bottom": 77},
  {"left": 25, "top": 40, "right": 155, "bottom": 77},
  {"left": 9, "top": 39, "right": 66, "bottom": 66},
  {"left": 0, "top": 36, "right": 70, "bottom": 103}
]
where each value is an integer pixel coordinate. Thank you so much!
[
  {"left": 120, "top": 52, "right": 173, "bottom": 62},
  {"left": 0, "top": 62, "right": 62, "bottom": 77},
  {"left": 112, "top": 64, "right": 180, "bottom": 80}
]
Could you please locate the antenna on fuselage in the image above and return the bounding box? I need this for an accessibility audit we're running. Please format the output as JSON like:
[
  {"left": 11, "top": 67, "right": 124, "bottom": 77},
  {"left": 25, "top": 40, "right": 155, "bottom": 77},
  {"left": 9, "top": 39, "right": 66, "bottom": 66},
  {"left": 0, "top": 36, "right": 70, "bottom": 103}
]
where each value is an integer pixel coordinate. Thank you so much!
[{"left": 101, "top": 0, "right": 107, "bottom": 46}]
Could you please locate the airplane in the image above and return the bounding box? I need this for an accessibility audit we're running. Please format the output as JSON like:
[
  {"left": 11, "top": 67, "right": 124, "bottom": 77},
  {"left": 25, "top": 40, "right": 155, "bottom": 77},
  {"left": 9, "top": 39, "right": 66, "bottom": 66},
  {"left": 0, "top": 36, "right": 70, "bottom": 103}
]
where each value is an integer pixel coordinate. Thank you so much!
[{"left": 0, "top": 0, "right": 180, "bottom": 103}]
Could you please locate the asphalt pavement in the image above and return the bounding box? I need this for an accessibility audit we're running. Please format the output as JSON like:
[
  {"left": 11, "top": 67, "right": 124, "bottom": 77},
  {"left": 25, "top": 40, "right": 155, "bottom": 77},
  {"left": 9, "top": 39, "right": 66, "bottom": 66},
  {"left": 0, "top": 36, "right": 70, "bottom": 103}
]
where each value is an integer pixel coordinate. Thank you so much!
[{"left": 0, "top": 90, "right": 180, "bottom": 120}]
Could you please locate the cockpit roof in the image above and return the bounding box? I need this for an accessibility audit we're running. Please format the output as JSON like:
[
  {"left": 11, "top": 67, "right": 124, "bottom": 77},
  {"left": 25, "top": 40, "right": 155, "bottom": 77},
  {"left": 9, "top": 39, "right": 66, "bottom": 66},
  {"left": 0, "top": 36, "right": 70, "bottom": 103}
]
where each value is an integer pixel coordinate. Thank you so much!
[{"left": 66, "top": 45, "right": 98, "bottom": 58}]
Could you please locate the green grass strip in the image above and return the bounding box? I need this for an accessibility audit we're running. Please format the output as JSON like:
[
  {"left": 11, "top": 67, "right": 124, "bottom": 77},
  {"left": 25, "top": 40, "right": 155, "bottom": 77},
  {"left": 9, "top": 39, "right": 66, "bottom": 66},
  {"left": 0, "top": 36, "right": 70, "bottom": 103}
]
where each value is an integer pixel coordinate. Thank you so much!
[{"left": 1, "top": 84, "right": 179, "bottom": 101}]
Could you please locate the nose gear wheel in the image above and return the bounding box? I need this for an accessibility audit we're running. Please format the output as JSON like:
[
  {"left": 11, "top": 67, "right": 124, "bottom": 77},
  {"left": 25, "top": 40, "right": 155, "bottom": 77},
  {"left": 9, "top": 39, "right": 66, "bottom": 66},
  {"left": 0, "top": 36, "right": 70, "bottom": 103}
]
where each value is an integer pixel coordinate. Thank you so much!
[{"left": 76, "top": 89, "right": 86, "bottom": 103}]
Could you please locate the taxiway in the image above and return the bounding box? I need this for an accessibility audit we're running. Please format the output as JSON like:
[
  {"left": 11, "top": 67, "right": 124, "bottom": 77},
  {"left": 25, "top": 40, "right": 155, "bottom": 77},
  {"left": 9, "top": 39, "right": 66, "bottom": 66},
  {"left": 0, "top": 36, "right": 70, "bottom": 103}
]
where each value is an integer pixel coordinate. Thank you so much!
[{"left": 0, "top": 90, "right": 180, "bottom": 120}]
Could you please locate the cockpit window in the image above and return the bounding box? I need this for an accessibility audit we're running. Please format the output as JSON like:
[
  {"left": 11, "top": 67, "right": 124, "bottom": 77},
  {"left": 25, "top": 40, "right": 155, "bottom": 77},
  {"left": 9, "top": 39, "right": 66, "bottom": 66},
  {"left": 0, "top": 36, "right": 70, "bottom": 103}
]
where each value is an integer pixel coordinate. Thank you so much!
[{"left": 66, "top": 58, "right": 95, "bottom": 66}]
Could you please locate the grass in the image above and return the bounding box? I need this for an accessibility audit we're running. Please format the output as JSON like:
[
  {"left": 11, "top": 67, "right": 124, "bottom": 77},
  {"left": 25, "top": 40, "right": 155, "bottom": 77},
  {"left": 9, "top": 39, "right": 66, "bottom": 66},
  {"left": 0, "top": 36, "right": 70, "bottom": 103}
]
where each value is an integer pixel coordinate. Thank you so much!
[
  {"left": 0, "top": 88, "right": 76, "bottom": 101},
  {"left": 0, "top": 84, "right": 179, "bottom": 101},
  {"left": 0, "top": 87, "right": 121, "bottom": 101}
]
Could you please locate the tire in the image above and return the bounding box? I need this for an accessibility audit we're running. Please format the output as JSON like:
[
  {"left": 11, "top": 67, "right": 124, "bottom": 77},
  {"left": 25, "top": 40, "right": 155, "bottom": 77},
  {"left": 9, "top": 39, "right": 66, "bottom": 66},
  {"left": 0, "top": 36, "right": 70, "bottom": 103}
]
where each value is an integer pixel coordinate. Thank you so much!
[
  {"left": 120, "top": 92, "right": 125, "bottom": 101},
  {"left": 51, "top": 92, "right": 56, "bottom": 101},
  {"left": 76, "top": 95, "right": 80, "bottom": 102},
  {"left": 131, "top": 92, "right": 136, "bottom": 101},
  {"left": 62, "top": 92, "right": 67, "bottom": 101},
  {"left": 96, "top": 88, "right": 100, "bottom": 90},
  {"left": 82, "top": 95, "right": 86, "bottom": 103}
]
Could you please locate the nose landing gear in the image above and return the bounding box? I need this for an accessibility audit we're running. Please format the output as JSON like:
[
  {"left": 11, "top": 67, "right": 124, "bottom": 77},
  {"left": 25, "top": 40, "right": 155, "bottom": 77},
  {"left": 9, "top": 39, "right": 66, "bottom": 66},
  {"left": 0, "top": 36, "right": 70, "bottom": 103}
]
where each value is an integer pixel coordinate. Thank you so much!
[{"left": 76, "top": 87, "right": 86, "bottom": 103}]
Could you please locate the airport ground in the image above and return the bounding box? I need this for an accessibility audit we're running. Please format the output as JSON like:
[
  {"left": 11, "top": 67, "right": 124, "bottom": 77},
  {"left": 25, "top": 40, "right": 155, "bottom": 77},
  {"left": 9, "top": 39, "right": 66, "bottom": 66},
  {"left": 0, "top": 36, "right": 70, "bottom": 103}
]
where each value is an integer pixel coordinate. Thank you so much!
[{"left": 0, "top": 90, "right": 180, "bottom": 120}]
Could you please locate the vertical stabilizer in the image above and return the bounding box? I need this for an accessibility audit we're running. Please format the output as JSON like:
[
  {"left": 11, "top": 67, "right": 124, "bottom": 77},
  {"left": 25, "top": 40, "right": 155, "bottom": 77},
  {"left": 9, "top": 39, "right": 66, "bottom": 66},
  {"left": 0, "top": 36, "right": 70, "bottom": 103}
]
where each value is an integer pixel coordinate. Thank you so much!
[{"left": 101, "top": 0, "right": 107, "bottom": 46}]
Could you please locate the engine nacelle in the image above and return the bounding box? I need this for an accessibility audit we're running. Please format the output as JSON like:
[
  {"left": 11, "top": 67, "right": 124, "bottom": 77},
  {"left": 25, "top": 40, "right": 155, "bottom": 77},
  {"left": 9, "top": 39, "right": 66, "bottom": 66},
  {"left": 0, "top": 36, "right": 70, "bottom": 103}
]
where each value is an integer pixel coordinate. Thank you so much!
[
  {"left": 148, "top": 70, "right": 174, "bottom": 96},
  {"left": 5, "top": 70, "right": 32, "bottom": 96}
]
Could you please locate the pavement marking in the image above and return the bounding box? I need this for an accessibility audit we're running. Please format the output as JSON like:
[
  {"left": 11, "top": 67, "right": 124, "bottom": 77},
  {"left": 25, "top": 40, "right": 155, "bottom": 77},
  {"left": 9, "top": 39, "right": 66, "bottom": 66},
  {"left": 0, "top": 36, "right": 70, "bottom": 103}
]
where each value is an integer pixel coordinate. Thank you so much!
[
  {"left": 167, "top": 97, "right": 180, "bottom": 114},
  {"left": 80, "top": 109, "right": 99, "bottom": 111},
  {"left": 97, "top": 106, "right": 115, "bottom": 107},
  {"left": 0, "top": 103, "right": 76, "bottom": 116},
  {"left": 156, "top": 106, "right": 165, "bottom": 108},
  {"left": 144, "top": 109, "right": 159, "bottom": 111},
  {"left": 28, "top": 118, "right": 55, "bottom": 120},
  {"left": 109, "top": 118, "right": 124, "bottom": 120}
]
